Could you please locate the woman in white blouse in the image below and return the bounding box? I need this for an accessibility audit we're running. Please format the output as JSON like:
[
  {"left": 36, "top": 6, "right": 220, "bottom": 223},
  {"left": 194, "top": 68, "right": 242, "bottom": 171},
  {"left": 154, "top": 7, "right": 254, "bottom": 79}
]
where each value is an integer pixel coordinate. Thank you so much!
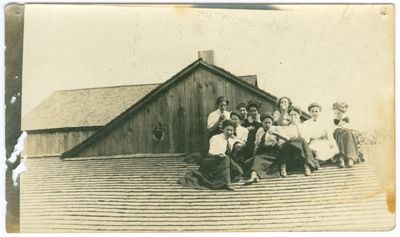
[
  {"left": 303, "top": 103, "right": 339, "bottom": 163},
  {"left": 273, "top": 96, "right": 292, "bottom": 126},
  {"left": 207, "top": 96, "right": 231, "bottom": 138},
  {"left": 272, "top": 106, "right": 319, "bottom": 177},
  {"left": 244, "top": 112, "right": 281, "bottom": 185},
  {"left": 179, "top": 120, "right": 243, "bottom": 191}
]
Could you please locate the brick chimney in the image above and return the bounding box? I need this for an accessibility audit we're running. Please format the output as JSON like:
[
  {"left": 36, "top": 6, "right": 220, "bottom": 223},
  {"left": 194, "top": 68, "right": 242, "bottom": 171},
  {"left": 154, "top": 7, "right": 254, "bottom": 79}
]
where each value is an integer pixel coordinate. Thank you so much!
[{"left": 198, "top": 50, "right": 214, "bottom": 65}]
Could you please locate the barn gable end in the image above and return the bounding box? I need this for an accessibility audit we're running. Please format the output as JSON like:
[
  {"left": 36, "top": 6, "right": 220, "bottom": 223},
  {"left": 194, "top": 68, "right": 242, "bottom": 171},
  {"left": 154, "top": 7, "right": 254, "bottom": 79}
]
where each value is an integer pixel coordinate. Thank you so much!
[
  {"left": 22, "top": 84, "right": 160, "bottom": 157},
  {"left": 63, "top": 59, "right": 281, "bottom": 158}
]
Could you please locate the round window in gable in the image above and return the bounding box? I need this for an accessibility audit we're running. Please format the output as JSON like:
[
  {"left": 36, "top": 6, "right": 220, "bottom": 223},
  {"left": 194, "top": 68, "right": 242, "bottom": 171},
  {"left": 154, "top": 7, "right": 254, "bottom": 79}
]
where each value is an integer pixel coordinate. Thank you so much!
[{"left": 152, "top": 127, "right": 165, "bottom": 142}]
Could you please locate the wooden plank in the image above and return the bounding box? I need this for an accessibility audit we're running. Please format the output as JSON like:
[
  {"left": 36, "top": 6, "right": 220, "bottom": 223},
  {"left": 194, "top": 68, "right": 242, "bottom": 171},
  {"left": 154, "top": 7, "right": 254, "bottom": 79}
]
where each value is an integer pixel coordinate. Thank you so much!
[
  {"left": 225, "top": 80, "right": 235, "bottom": 112},
  {"left": 131, "top": 114, "right": 139, "bottom": 153},
  {"left": 144, "top": 107, "right": 150, "bottom": 153},
  {"left": 38, "top": 134, "right": 44, "bottom": 155},
  {"left": 201, "top": 68, "right": 217, "bottom": 152},
  {"left": 184, "top": 73, "right": 194, "bottom": 152},
  {"left": 149, "top": 99, "right": 162, "bottom": 154},
  {"left": 95, "top": 130, "right": 105, "bottom": 156},
  {"left": 175, "top": 82, "right": 186, "bottom": 153},
  {"left": 193, "top": 69, "right": 206, "bottom": 153},
  {"left": 158, "top": 93, "right": 170, "bottom": 153},
  {"left": 87, "top": 138, "right": 97, "bottom": 157},
  {"left": 36, "top": 134, "right": 45, "bottom": 154},
  {"left": 53, "top": 131, "right": 60, "bottom": 154},
  {"left": 165, "top": 92, "right": 174, "bottom": 153},
  {"left": 204, "top": 69, "right": 218, "bottom": 111},
  {"left": 44, "top": 132, "right": 50, "bottom": 155},
  {"left": 122, "top": 119, "right": 132, "bottom": 154},
  {"left": 137, "top": 109, "right": 146, "bottom": 153},
  {"left": 25, "top": 134, "right": 32, "bottom": 156},
  {"left": 111, "top": 125, "right": 121, "bottom": 155},
  {"left": 118, "top": 124, "right": 125, "bottom": 155},
  {"left": 54, "top": 132, "right": 60, "bottom": 154},
  {"left": 104, "top": 132, "right": 113, "bottom": 156}
]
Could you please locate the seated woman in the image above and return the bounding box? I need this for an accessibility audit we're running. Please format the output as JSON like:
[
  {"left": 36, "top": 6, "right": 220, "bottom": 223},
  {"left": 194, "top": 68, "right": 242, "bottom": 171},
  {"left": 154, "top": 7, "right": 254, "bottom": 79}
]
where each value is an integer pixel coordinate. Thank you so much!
[
  {"left": 273, "top": 106, "right": 319, "bottom": 177},
  {"left": 244, "top": 112, "right": 281, "bottom": 185},
  {"left": 332, "top": 102, "right": 360, "bottom": 168},
  {"left": 303, "top": 103, "right": 339, "bottom": 163},
  {"left": 230, "top": 110, "right": 248, "bottom": 143},
  {"left": 207, "top": 96, "right": 231, "bottom": 139},
  {"left": 229, "top": 110, "right": 249, "bottom": 168},
  {"left": 178, "top": 120, "right": 243, "bottom": 191},
  {"left": 273, "top": 96, "right": 292, "bottom": 126},
  {"left": 236, "top": 102, "right": 248, "bottom": 120},
  {"left": 242, "top": 101, "right": 262, "bottom": 160}
]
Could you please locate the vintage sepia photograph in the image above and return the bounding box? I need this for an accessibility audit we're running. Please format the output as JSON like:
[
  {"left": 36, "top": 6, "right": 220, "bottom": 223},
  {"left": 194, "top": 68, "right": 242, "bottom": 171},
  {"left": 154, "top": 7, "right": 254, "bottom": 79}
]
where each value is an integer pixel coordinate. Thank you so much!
[{"left": 3, "top": 3, "right": 395, "bottom": 233}]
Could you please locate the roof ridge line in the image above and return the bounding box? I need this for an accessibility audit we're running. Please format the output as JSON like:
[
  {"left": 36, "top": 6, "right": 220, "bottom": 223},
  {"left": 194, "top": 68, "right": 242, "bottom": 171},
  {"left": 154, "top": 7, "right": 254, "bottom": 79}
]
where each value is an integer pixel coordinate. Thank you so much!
[{"left": 56, "top": 83, "right": 161, "bottom": 92}]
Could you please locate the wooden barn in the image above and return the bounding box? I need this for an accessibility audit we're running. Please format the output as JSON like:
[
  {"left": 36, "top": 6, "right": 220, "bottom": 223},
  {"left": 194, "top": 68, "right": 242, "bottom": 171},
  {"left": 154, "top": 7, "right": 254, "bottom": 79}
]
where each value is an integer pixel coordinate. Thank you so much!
[
  {"left": 19, "top": 52, "right": 394, "bottom": 232},
  {"left": 23, "top": 52, "right": 289, "bottom": 158},
  {"left": 22, "top": 83, "right": 159, "bottom": 157}
]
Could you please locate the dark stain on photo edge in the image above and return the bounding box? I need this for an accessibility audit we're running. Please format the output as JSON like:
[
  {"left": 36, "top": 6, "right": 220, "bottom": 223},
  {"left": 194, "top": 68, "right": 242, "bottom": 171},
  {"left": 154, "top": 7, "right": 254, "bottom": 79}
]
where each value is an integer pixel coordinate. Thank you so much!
[{"left": 4, "top": 3, "right": 24, "bottom": 233}]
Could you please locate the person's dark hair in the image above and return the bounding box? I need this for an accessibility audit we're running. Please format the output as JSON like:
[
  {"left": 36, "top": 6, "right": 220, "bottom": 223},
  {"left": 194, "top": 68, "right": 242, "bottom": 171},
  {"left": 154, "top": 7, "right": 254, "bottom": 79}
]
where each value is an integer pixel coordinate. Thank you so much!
[
  {"left": 230, "top": 110, "right": 244, "bottom": 121},
  {"left": 277, "top": 96, "right": 293, "bottom": 111},
  {"left": 247, "top": 100, "right": 261, "bottom": 111},
  {"left": 221, "top": 119, "right": 236, "bottom": 129},
  {"left": 216, "top": 96, "right": 229, "bottom": 106},
  {"left": 236, "top": 102, "right": 247, "bottom": 110},
  {"left": 260, "top": 112, "right": 274, "bottom": 123},
  {"left": 288, "top": 106, "right": 302, "bottom": 116},
  {"left": 308, "top": 102, "right": 322, "bottom": 112}
]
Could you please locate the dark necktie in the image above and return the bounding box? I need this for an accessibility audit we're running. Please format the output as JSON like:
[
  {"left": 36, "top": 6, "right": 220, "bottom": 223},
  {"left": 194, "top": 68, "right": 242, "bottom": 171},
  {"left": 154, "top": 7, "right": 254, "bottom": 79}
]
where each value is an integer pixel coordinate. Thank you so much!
[
  {"left": 225, "top": 139, "right": 231, "bottom": 155},
  {"left": 260, "top": 131, "right": 267, "bottom": 146},
  {"left": 334, "top": 117, "right": 350, "bottom": 125}
]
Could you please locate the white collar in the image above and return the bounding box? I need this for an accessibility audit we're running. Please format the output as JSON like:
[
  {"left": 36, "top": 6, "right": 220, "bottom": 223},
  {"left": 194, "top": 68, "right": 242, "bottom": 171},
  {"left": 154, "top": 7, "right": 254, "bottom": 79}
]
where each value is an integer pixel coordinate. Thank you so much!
[{"left": 247, "top": 116, "right": 260, "bottom": 123}]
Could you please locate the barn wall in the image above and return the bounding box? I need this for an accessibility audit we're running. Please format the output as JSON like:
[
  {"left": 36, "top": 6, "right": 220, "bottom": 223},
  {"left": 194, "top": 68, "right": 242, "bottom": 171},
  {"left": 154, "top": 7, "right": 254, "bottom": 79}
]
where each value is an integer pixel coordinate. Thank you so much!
[
  {"left": 25, "top": 129, "right": 97, "bottom": 156},
  {"left": 77, "top": 67, "right": 277, "bottom": 157}
]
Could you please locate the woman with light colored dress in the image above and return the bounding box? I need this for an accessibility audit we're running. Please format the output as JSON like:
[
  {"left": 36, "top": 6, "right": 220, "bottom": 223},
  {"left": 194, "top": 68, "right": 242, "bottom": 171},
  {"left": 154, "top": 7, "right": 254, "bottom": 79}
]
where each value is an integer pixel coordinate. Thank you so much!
[{"left": 303, "top": 103, "right": 339, "bottom": 163}]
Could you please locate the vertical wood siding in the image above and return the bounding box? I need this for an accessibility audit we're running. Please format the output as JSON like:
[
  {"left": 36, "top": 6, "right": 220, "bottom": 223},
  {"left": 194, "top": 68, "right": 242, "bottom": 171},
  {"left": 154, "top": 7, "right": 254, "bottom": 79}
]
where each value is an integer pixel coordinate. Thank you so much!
[
  {"left": 25, "top": 130, "right": 97, "bottom": 156},
  {"left": 74, "top": 67, "right": 277, "bottom": 156}
]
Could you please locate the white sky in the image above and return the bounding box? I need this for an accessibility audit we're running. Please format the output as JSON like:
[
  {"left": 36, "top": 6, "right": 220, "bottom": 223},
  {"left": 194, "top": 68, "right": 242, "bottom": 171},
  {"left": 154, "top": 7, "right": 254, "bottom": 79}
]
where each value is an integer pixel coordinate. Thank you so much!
[{"left": 22, "top": 4, "right": 394, "bottom": 132}]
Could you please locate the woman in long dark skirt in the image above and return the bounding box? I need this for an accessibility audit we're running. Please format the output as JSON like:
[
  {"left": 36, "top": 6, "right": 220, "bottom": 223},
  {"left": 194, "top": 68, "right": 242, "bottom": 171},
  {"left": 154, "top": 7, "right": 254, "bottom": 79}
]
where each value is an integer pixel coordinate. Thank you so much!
[
  {"left": 178, "top": 120, "right": 243, "bottom": 191},
  {"left": 244, "top": 112, "right": 281, "bottom": 185},
  {"left": 242, "top": 101, "right": 262, "bottom": 160},
  {"left": 332, "top": 102, "right": 360, "bottom": 168},
  {"left": 272, "top": 106, "right": 319, "bottom": 177}
]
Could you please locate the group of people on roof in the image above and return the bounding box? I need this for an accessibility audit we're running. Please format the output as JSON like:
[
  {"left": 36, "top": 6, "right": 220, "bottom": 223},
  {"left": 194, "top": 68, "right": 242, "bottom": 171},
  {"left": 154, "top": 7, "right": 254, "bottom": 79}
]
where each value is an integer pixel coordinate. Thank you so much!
[{"left": 178, "top": 96, "right": 362, "bottom": 191}]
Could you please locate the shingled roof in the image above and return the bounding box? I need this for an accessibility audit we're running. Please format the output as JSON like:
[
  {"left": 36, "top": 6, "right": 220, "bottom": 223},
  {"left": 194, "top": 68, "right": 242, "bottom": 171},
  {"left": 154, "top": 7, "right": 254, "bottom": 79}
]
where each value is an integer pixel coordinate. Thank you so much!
[
  {"left": 20, "top": 156, "right": 394, "bottom": 232},
  {"left": 22, "top": 84, "right": 159, "bottom": 131}
]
